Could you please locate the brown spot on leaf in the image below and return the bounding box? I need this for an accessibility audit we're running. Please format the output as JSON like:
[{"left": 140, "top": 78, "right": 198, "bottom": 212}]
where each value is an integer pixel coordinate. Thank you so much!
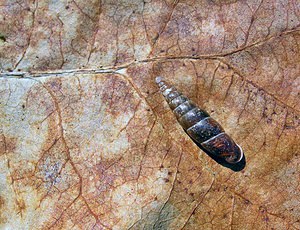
[
  {"left": 15, "top": 198, "right": 26, "bottom": 216},
  {"left": 210, "top": 0, "right": 238, "bottom": 5},
  {"left": 0, "top": 196, "right": 7, "bottom": 224},
  {"left": 0, "top": 135, "right": 17, "bottom": 156}
]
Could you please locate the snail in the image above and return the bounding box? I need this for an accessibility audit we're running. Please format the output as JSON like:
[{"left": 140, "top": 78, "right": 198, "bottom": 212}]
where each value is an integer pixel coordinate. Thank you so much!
[{"left": 155, "top": 76, "right": 243, "bottom": 164}]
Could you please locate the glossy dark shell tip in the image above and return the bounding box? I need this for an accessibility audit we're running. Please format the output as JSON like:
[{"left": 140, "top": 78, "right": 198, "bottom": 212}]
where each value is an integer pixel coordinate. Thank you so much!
[
  {"left": 225, "top": 144, "right": 244, "bottom": 164},
  {"left": 155, "top": 76, "right": 244, "bottom": 165},
  {"left": 201, "top": 133, "right": 243, "bottom": 164}
]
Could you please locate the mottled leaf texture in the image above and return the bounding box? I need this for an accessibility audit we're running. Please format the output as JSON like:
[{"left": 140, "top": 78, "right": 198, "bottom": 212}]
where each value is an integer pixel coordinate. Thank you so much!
[{"left": 0, "top": 0, "right": 299, "bottom": 230}]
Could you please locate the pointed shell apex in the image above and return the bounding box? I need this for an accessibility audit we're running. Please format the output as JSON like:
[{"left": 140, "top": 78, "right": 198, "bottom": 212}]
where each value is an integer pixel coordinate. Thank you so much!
[{"left": 155, "top": 76, "right": 163, "bottom": 83}]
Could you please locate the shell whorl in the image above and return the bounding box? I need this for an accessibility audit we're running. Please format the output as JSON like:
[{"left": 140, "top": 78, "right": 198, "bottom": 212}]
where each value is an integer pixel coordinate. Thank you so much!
[{"left": 156, "top": 76, "right": 243, "bottom": 164}]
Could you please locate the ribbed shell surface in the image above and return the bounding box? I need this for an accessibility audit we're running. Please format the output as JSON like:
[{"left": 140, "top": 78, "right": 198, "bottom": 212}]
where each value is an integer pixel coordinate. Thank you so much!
[{"left": 156, "top": 77, "right": 243, "bottom": 164}]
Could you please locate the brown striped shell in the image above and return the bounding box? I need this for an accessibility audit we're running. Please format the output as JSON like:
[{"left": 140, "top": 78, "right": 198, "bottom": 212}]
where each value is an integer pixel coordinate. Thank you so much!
[{"left": 156, "top": 76, "right": 243, "bottom": 164}]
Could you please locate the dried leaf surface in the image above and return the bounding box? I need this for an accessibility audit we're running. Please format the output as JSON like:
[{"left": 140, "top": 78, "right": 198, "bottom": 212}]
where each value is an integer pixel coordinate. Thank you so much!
[{"left": 0, "top": 0, "right": 299, "bottom": 229}]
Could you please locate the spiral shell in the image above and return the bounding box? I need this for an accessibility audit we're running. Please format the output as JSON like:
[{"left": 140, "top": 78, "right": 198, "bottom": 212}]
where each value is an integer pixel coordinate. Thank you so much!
[{"left": 156, "top": 76, "right": 243, "bottom": 164}]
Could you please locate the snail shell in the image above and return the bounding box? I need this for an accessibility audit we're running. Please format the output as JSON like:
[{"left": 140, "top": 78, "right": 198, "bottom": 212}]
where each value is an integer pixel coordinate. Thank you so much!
[{"left": 156, "top": 76, "right": 243, "bottom": 164}]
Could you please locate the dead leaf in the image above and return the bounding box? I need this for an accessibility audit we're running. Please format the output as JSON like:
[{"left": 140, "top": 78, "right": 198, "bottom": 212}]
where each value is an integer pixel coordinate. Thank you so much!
[{"left": 0, "top": 1, "right": 299, "bottom": 229}]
